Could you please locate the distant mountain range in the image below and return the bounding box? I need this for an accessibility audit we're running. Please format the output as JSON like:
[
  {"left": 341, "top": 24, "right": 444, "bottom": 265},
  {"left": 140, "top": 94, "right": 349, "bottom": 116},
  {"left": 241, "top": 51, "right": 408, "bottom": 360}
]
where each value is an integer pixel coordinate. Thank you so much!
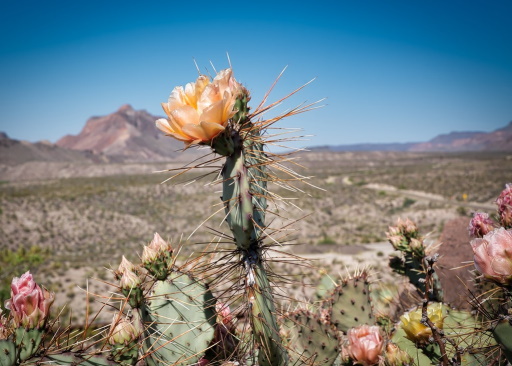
[
  {"left": 56, "top": 104, "right": 187, "bottom": 161},
  {"left": 312, "top": 121, "right": 512, "bottom": 152},
  {"left": 1, "top": 106, "right": 511, "bottom": 167}
]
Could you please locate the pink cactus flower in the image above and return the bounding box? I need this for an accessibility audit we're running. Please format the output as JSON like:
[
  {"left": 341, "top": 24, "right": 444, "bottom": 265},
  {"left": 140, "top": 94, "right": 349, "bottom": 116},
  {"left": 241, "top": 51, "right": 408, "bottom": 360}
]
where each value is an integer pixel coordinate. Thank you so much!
[
  {"left": 468, "top": 212, "right": 495, "bottom": 238},
  {"left": 346, "top": 325, "right": 383, "bottom": 366},
  {"left": 471, "top": 228, "right": 512, "bottom": 285},
  {"left": 5, "top": 271, "right": 54, "bottom": 329},
  {"left": 215, "top": 302, "right": 233, "bottom": 325},
  {"left": 119, "top": 269, "right": 141, "bottom": 290},
  {"left": 496, "top": 183, "right": 512, "bottom": 228}
]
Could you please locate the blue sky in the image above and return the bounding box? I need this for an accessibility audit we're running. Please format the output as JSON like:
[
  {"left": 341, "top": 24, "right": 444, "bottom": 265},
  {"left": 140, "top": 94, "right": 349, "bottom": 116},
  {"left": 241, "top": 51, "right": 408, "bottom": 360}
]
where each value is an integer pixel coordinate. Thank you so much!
[{"left": 1, "top": 0, "right": 511, "bottom": 147}]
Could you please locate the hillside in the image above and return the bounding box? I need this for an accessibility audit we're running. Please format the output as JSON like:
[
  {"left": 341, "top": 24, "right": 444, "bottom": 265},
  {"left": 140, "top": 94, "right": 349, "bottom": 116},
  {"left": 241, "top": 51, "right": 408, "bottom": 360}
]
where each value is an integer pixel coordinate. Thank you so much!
[{"left": 56, "top": 104, "right": 191, "bottom": 161}]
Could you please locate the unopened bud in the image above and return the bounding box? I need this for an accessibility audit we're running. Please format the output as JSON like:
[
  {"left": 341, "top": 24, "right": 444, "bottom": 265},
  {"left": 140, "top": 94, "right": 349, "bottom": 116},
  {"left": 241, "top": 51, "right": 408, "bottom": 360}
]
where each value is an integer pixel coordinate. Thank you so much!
[
  {"left": 142, "top": 245, "right": 159, "bottom": 264},
  {"left": 120, "top": 270, "right": 140, "bottom": 290},
  {"left": 108, "top": 316, "right": 140, "bottom": 345}
]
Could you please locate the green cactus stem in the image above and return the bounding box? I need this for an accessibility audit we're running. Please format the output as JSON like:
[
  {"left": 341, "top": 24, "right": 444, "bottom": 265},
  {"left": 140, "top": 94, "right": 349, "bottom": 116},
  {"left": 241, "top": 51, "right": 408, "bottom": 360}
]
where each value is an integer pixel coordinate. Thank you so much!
[
  {"left": 218, "top": 94, "right": 287, "bottom": 365},
  {"left": 247, "top": 256, "right": 288, "bottom": 366},
  {"left": 492, "top": 318, "right": 512, "bottom": 363},
  {"left": 0, "top": 340, "right": 16, "bottom": 366}
]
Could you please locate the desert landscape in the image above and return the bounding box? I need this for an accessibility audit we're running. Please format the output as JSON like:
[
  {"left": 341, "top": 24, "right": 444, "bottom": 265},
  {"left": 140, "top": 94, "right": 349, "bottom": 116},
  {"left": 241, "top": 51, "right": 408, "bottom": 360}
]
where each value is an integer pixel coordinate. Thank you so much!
[{"left": 1, "top": 133, "right": 510, "bottom": 322}]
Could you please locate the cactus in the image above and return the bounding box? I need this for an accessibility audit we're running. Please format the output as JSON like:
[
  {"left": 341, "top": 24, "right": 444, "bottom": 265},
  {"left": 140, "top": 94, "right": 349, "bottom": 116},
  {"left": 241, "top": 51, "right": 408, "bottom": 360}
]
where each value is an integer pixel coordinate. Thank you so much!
[
  {"left": 44, "top": 353, "right": 119, "bottom": 366},
  {"left": 492, "top": 318, "right": 512, "bottom": 363},
  {"left": 0, "top": 340, "right": 16, "bottom": 366},
  {"left": 325, "top": 271, "right": 374, "bottom": 334},
  {"left": 14, "top": 328, "right": 43, "bottom": 362},
  {"left": 141, "top": 271, "right": 216, "bottom": 366},
  {"left": 281, "top": 308, "right": 340, "bottom": 366}
]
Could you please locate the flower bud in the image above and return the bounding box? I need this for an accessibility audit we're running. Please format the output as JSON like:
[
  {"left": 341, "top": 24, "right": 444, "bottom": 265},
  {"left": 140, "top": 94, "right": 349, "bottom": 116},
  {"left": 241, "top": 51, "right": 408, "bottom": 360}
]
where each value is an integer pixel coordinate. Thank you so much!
[
  {"left": 385, "top": 343, "right": 412, "bottom": 365},
  {"left": 141, "top": 245, "right": 159, "bottom": 264},
  {"left": 400, "top": 303, "right": 443, "bottom": 343},
  {"left": 346, "top": 325, "right": 383, "bottom": 366},
  {"left": 471, "top": 227, "right": 512, "bottom": 285},
  {"left": 387, "top": 234, "right": 404, "bottom": 250},
  {"left": 108, "top": 316, "right": 140, "bottom": 346},
  {"left": 496, "top": 183, "right": 512, "bottom": 228},
  {"left": 148, "top": 232, "right": 172, "bottom": 255},
  {"left": 409, "top": 238, "right": 425, "bottom": 256},
  {"left": 5, "top": 272, "right": 55, "bottom": 329},
  {"left": 118, "top": 256, "right": 135, "bottom": 273},
  {"left": 120, "top": 270, "right": 140, "bottom": 290},
  {"left": 468, "top": 212, "right": 495, "bottom": 238},
  {"left": 401, "top": 218, "right": 418, "bottom": 238}
]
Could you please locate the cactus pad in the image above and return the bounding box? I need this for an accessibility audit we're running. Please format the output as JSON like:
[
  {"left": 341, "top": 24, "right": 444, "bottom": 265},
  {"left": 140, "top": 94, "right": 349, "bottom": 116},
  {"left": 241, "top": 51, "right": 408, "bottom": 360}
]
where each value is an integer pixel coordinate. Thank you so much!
[
  {"left": 326, "top": 271, "right": 374, "bottom": 333},
  {"left": 281, "top": 308, "right": 340, "bottom": 366},
  {"left": 141, "top": 271, "right": 216, "bottom": 366},
  {"left": 0, "top": 340, "right": 16, "bottom": 366}
]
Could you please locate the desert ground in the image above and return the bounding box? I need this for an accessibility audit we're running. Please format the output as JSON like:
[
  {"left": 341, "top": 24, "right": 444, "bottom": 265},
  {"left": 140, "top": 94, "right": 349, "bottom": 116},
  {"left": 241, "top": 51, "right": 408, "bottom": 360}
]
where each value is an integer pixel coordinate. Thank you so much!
[{"left": 1, "top": 150, "right": 510, "bottom": 322}]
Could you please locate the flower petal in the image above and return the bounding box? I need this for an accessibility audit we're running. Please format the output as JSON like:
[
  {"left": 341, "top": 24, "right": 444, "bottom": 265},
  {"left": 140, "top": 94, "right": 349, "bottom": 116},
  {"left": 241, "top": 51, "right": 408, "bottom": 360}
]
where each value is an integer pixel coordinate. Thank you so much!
[{"left": 171, "top": 106, "right": 199, "bottom": 127}]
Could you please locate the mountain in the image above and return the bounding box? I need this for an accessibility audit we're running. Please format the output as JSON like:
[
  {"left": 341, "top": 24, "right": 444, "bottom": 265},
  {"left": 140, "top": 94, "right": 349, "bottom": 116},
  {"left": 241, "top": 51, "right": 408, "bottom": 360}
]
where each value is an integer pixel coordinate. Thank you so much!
[
  {"left": 0, "top": 132, "right": 105, "bottom": 166},
  {"left": 315, "top": 122, "right": 512, "bottom": 152},
  {"left": 410, "top": 122, "right": 512, "bottom": 152},
  {"left": 56, "top": 104, "right": 189, "bottom": 161}
]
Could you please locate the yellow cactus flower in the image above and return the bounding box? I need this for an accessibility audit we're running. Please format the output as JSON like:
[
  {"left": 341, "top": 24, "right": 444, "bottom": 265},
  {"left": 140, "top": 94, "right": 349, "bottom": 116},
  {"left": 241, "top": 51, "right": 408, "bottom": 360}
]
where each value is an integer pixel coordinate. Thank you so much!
[
  {"left": 400, "top": 303, "right": 444, "bottom": 343},
  {"left": 156, "top": 69, "right": 243, "bottom": 146}
]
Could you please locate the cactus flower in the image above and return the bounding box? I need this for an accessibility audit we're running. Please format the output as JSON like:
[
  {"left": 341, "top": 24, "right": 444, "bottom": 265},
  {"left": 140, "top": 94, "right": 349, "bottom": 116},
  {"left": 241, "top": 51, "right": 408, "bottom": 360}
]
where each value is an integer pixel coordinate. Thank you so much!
[
  {"left": 156, "top": 69, "right": 243, "bottom": 146},
  {"left": 471, "top": 227, "right": 512, "bottom": 285},
  {"left": 346, "top": 325, "right": 383, "bottom": 366},
  {"left": 108, "top": 316, "right": 140, "bottom": 345},
  {"left": 5, "top": 271, "right": 54, "bottom": 329},
  {"left": 496, "top": 183, "right": 512, "bottom": 228},
  {"left": 400, "top": 303, "right": 444, "bottom": 343},
  {"left": 468, "top": 212, "right": 495, "bottom": 238}
]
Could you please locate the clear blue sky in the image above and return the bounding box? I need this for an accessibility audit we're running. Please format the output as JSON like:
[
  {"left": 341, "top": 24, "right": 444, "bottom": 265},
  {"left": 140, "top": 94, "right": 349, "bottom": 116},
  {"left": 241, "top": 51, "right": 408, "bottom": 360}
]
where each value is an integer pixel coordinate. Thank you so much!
[{"left": 1, "top": 0, "right": 511, "bottom": 147}]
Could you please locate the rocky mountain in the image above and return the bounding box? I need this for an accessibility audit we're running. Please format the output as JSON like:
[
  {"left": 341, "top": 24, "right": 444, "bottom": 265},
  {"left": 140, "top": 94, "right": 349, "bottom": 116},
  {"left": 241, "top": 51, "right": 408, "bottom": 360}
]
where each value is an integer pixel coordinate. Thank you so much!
[
  {"left": 0, "top": 132, "right": 105, "bottom": 166},
  {"left": 316, "top": 121, "right": 512, "bottom": 152},
  {"left": 410, "top": 122, "right": 512, "bottom": 152},
  {"left": 56, "top": 104, "right": 190, "bottom": 161}
]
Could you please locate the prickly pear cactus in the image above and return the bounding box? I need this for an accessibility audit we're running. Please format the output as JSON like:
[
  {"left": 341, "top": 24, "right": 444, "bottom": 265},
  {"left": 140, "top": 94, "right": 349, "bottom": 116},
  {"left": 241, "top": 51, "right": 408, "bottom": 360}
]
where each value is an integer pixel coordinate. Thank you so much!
[
  {"left": 44, "top": 353, "right": 119, "bottom": 366},
  {"left": 281, "top": 308, "right": 341, "bottom": 366},
  {"left": 0, "top": 340, "right": 16, "bottom": 366},
  {"left": 325, "top": 271, "right": 374, "bottom": 333},
  {"left": 141, "top": 271, "right": 216, "bottom": 366}
]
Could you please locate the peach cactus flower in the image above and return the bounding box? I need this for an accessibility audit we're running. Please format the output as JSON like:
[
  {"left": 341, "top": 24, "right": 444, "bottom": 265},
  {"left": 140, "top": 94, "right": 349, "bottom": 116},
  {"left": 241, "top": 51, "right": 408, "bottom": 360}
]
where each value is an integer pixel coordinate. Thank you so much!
[
  {"left": 346, "top": 325, "right": 383, "bottom": 366},
  {"left": 471, "top": 227, "right": 512, "bottom": 285},
  {"left": 156, "top": 69, "right": 243, "bottom": 146},
  {"left": 5, "top": 271, "right": 54, "bottom": 329}
]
